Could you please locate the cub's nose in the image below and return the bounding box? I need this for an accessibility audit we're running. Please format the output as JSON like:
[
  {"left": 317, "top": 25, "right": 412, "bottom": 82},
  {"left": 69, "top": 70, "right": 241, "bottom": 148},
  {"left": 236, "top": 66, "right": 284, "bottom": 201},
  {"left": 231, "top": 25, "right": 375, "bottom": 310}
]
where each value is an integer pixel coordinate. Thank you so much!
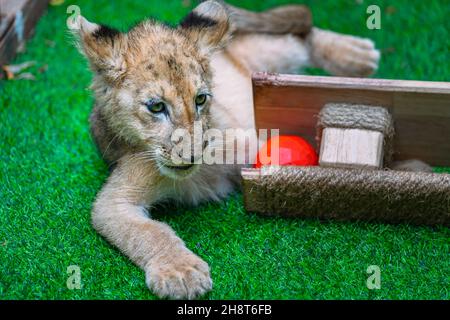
[
  {"left": 177, "top": 140, "right": 208, "bottom": 164},
  {"left": 177, "top": 151, "right": 201, "bottom": 164}
]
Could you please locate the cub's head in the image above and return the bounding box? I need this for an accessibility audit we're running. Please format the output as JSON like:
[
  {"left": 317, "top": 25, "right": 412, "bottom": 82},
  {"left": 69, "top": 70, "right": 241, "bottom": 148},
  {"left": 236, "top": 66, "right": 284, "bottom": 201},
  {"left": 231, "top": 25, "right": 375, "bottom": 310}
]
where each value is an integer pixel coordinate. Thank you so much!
[{"left": 74, "top": 1, "right": 229, "bottom": 179}]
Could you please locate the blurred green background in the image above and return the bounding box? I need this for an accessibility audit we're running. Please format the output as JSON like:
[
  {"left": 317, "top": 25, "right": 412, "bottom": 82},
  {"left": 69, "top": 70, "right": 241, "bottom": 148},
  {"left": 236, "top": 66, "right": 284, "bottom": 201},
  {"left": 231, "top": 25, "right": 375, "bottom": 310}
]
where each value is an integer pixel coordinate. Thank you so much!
[{"left": 0, "top": 0, "right": 449, "bottom": 299}]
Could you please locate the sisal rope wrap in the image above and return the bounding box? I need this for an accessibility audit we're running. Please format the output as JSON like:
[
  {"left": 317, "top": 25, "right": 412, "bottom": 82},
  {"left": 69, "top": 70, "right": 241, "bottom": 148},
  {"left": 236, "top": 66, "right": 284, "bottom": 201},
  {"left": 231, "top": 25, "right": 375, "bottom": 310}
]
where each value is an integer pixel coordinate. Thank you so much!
[
  {"left": 316, "top": 103, "right": 395, "bottom": 167},
  {"left": 242, "top": 166, "right": 450, "bottom": 226}
]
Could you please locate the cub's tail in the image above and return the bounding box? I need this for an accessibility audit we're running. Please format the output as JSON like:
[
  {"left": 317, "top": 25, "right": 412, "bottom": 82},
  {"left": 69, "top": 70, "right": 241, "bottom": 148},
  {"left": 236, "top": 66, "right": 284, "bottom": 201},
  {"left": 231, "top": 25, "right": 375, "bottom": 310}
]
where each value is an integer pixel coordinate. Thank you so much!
[{"left": 223, "top": 2, "right": 313, "bottom": 38}]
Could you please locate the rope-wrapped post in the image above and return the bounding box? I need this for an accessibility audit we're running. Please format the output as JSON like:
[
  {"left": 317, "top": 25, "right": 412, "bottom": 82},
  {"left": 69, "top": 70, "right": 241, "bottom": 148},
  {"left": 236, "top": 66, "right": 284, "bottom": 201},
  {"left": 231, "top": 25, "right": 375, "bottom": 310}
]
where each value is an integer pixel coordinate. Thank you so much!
[{"left": 242, "top": 166, "right": 450, "bottom": 226}]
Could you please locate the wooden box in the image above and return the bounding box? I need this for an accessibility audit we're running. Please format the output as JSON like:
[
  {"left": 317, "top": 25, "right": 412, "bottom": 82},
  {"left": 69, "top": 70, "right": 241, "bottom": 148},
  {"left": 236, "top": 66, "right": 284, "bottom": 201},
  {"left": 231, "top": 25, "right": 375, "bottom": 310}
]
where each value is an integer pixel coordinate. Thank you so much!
[
  {"left": 252, "top": 72, "right": 450, "bottom": 167},
  {"left": 0, "top": 0, "right": 49, "bottom": 65}
]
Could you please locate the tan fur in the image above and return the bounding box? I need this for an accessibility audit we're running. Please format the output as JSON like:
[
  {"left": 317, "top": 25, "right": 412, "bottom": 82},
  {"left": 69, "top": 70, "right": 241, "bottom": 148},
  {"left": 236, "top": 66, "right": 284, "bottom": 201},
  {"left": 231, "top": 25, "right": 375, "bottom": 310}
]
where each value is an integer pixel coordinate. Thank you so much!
[
  {"left": 224, "top": 2, "right": 312, "bottom": 37},
  {"left": 74, "top": 1, "right": 380, "bottom": 299}
]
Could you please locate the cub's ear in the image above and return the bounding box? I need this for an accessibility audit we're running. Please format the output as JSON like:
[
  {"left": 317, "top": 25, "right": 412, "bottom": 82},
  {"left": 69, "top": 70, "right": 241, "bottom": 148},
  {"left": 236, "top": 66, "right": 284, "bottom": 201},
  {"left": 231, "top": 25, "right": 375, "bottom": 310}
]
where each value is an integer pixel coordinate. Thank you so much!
[
  {"left": 179, "top": 0, "right": 230, "bottom": 54},
  {"left": 72, "top": 15, "right": 127, "bottom": 84}
]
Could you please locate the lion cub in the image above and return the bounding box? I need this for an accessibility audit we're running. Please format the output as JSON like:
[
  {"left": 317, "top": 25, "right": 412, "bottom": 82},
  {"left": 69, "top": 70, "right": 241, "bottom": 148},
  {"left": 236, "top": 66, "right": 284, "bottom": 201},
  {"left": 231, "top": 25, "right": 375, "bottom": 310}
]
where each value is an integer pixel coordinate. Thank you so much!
[{"left": 74, "top": 1, "right": 379, "bottom": 299}]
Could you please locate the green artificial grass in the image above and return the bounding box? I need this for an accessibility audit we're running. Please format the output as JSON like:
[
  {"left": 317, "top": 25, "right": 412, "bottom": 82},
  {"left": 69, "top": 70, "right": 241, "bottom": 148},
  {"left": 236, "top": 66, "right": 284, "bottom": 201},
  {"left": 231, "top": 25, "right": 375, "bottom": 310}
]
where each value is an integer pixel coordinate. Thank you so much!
[{"left": 1, "top": 0, "right": 449, "bottom": 300}]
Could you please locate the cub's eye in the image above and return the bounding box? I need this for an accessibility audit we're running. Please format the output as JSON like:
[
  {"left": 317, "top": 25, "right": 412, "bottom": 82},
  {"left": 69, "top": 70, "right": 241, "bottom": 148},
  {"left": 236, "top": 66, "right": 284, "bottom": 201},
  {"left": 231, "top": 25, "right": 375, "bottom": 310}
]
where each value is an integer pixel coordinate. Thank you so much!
[
  {"left": 195, "top": 94, "right": 208, "bottom": 107},
  {"left": 145, "top": 101, "right": 166, "bottom": 114}
]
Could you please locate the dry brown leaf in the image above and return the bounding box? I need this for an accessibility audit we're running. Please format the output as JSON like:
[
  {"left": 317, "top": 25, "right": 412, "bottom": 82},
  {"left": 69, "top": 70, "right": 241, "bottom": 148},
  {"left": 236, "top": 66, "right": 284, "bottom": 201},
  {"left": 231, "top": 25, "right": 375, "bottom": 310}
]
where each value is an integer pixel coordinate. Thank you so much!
[
  {"left": 182, "top": 0, "right": 192, "bottom": 8},
  {"left": 38, "top": 64, "right": 49, "bottom": 73},
  {"left": 1, "top": 61, "right": 36, "bottom": 80},
  {"left": 50, "top": 0, "right": 65, "bottom": 6},
  {"left": 385, "top": 6, "right": 397, "bottom": 15},
  {"left": 45, "top": 39, "right": 56, "bottom": 48},
  {"left": 4, "top": 61, "right": 36, "bottom": 73},
  {"left": 382, "top": 47, "right": 396, "bottom": 54},
  {"left": 15, "top": 73, "right": 36, "bottom": 80}
]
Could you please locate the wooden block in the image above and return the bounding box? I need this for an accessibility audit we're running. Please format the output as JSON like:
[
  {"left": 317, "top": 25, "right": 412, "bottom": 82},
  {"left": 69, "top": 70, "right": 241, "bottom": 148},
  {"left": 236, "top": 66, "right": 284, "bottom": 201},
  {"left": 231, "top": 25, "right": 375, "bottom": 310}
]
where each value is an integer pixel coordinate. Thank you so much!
[{"left": 319, "top": 128, "right": 384, "bottom": 169}]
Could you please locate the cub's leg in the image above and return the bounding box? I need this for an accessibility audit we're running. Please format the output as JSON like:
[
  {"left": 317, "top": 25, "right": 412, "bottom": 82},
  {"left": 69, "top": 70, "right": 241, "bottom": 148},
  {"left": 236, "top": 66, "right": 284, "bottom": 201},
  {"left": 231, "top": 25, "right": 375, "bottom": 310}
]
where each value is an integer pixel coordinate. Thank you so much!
[
  {"left": 226, "top": 27, "right": 380, "bottom": 77},
  {"left": 92, "top": 156, "right": 212, "bottom": 299}
]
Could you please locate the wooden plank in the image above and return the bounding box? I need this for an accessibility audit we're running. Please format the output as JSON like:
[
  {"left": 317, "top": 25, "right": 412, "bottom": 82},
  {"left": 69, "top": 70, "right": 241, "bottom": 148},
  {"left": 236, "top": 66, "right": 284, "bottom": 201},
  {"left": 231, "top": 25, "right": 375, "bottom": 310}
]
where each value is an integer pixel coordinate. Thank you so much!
[
  {"left": 253, "top": 73, "right": 450, "bottom": 94},
  {"left": 0, "top": 17, "right": 18, "bottom": 66},
  {"left": 0, "top": 0, "right": 49, "bottom": 65},
  {"left": 252, "top": 73, "right": 450, "bottom": 166},
  {"left": 0, "top": 0, "right": 28, "bottom": 14}
]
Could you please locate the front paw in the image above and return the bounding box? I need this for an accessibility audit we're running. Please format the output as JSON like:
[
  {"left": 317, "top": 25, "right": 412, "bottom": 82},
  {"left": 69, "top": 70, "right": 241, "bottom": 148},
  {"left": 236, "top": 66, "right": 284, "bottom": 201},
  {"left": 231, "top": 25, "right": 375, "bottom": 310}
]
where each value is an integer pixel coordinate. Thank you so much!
[{"left": 145, "top": 248, "right": 213, "bottom": 299}]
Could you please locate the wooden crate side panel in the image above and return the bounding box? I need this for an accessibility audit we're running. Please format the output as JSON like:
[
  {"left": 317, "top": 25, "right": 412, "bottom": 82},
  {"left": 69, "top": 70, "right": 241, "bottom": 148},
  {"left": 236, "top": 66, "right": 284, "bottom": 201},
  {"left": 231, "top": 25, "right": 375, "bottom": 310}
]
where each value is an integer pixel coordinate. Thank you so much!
[
  {"left": 0, "top": 0, "right": 49, "bottom": 65},
  {"left": 253, "top": 75, "right": 450, "bottom": 166}
]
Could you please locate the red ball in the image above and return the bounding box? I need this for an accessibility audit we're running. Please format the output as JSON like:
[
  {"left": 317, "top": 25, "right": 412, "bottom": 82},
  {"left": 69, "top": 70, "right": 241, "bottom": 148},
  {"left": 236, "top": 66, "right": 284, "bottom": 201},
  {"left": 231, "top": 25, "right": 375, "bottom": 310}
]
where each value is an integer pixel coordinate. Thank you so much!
[{"left": 254, "top": 135, "right": 318, "bottom": 168}]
